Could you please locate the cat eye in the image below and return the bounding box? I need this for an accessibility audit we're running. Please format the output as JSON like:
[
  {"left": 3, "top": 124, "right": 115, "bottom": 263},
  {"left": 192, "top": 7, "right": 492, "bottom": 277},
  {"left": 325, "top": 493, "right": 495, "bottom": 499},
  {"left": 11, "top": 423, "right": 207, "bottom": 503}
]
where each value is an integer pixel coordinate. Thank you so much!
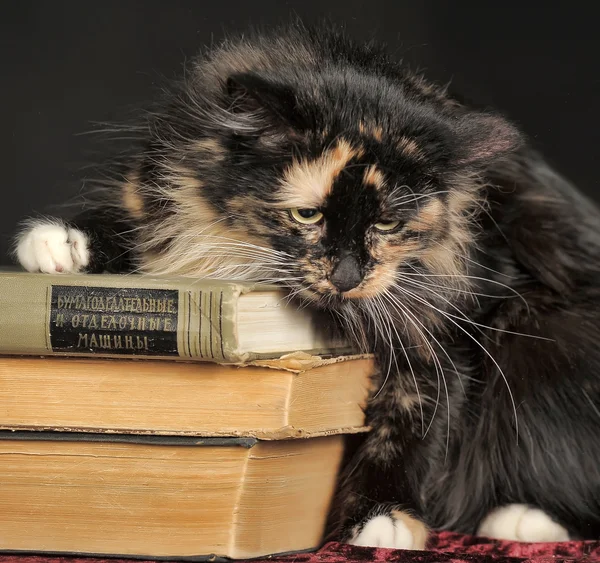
[
  {"left": 289, "top": 208, "right": 324, "bottom": 225},
  {"left": 374, "top": 220, "right": 400, "bottom": 232}
]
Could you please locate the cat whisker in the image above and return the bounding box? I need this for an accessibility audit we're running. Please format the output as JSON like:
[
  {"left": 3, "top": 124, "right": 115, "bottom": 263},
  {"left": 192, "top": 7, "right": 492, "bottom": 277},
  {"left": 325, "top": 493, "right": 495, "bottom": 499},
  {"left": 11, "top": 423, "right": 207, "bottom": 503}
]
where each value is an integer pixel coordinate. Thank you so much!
[
  {"left": 398, "top": 275, "right": 505, "bottom": 300},
  {"left": 280, "top": 285, "right": 309, "bottom": 306},
  {"left": 188, "top": 241, "right": 291, "bottom": 260},
  {"left": 471, "top": 197, "right": 512, "bottom": 246},
  {"left": 368, "top": 296, "right": 396, "bottom": 398},
  {"left": 400, "top": 269, "right": 530, "bottom": 310},
  {"left": 332, "top": 307, "right": 362, "bottom": 351},
  {"left": 380, "top": 289, "right": 452, "bottom": 454},
  {"left": 369, "top": 293, "right": 424, "bottom": 437},
  {"left": 335, "top": 300, "right": 366, "bottom": 351},
  {"left": 396, "top": 276, "right": 553, "bottom": 342},
  {"left": 433, "top": 240, "right": 517, "bottom": 280},
  {"left": 390, "top": 288, "right": 469, "bottom": 395},
  {"left": 390, "top": 282, "right": 519, "bottom": 443},
  {"left": 182, "top": 236, "right": 291, "bottom": 257},
  {"left": 389, "top": 190, "right": 452, "bottom": 209},
  {"left": 182, "top": 253, "right": 292, "bottom": 266}
]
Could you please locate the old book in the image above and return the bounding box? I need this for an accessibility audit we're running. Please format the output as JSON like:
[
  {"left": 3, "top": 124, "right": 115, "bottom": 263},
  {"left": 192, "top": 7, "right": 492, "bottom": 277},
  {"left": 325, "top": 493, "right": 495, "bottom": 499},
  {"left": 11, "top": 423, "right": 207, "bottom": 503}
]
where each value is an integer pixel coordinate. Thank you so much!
[
  {"left": 0, "top": 355, "right": 373, "bottom": 439},
  {"left": 0, "top": 271, "right": 351, "bottom": 363},
  {"left": 0, "top": 431, "right": 343, "bottom": 559}
]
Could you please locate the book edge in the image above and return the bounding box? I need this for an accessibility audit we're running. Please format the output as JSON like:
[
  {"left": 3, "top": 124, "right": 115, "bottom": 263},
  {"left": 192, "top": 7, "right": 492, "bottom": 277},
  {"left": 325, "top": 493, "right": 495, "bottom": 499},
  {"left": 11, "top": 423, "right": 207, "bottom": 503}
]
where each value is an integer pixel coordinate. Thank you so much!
[
  {"left": 0, "top": 545, "right": 318, "bottom": 561},
  {"left": 0, "top": 430, "right": 258, "bottom": 447},
  {"left": 0, "top": 425, "right": 371, "bottom": 439}
]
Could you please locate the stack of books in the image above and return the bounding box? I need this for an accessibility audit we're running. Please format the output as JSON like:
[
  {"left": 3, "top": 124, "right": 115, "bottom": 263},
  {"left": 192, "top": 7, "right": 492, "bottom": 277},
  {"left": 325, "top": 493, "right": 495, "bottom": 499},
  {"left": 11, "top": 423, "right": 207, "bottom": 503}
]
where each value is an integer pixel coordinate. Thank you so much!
[{"left": 0, "top": 271, "right": 374, "bottom": 559}]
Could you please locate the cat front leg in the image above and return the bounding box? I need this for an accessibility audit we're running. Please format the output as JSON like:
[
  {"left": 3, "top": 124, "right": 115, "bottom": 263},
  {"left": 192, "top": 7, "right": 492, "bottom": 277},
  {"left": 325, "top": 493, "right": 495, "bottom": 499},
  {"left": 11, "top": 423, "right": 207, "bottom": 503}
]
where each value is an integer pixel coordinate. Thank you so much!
[
  {"left": 14, "top": 208, "right": 137, "bottom": 274},
  {"left": 15, "top": 220, "right": 91, "bottom": 274},
  {"left": 331, "top": 368, "right": 445, "bottom": 550},
  {"left": 349, "top": 508, "right": 429, "bottom": 550},
  {"left": 334, "top": 433, "right": 430, "bottom": 550},
  {"left": 478, "top": 505, "right": 570, "bottom": 542}
]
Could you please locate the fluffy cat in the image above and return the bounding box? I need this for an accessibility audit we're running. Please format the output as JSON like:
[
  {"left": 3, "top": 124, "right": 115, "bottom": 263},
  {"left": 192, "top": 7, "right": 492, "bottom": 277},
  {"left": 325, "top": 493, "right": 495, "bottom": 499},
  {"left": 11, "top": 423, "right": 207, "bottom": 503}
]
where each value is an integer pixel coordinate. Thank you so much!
[{"left": 14, "top": 22, "right": 600, "bottom": 548}]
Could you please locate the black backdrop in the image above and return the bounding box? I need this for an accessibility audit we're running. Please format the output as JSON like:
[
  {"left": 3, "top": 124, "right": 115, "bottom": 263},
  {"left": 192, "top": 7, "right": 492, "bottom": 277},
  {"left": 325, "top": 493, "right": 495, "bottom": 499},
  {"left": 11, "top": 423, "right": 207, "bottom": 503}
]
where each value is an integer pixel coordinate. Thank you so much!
[{"left": 2, "top": 1, "right": 599, "bottom": 264}]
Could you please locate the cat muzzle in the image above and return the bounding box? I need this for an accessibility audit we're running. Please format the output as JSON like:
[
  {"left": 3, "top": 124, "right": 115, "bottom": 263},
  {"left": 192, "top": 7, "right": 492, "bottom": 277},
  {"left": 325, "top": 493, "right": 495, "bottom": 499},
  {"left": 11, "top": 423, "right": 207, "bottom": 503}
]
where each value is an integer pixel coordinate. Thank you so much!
[{"left": 330, "top": 253, "right": 363, "bottom": 292}]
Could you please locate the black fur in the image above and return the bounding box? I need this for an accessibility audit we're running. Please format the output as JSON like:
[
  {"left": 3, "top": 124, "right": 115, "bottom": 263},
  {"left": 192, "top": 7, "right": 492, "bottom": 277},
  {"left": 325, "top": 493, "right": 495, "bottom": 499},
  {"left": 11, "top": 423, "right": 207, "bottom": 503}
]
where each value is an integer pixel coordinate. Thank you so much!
[
  {"left": 329, "top": 149, "right": 600, "bottom": 540},
  {"left": 15, "top": 21, "right": 600, "bottom": 541}
]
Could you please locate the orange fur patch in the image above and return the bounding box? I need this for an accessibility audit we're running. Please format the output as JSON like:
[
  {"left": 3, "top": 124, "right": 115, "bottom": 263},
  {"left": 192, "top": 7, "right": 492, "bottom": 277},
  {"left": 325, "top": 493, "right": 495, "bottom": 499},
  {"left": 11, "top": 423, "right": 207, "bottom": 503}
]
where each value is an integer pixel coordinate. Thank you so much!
[
  {"left": 122, "top": 172, "right": 145, "bottom": 220},
  {"left": 192, "top": 138, "right": 225, "bottom": 162},
  {"left": 391, "top": 511, "right": 429, "bottom": 549},
  {"left": 363, "top": 165, "right": 386, "bottom": 189},
  {"left": 398, "top": 393, "right": 421, "bottom": 411},
  {"left": 421, "top": 246, "right": 461, "bottom": 277},
  {"left": 277, "top": 139, "right": 360, "bottom": 208},
  {"left": 405, "top": 198, "right": 445, "bottom": 233},
  {"left": 359, "top": 120, "right": 383, "bottom": 142},
  {"left": 419, "top": 183, "right": 478, "bottom": 280},
  {"left": 398, "top": 137, "right": 423, "bottom": 159},
  {"left": 136, "top": 166, "right": 276, "bottom": 278}
]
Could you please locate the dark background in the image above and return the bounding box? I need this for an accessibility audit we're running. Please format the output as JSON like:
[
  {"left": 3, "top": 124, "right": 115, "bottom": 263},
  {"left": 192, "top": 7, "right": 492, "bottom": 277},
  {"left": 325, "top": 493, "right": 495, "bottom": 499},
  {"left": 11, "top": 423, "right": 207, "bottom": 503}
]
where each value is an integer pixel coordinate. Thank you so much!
[{"left": 2, "top": 1, "right": 599, "bottom": 265}]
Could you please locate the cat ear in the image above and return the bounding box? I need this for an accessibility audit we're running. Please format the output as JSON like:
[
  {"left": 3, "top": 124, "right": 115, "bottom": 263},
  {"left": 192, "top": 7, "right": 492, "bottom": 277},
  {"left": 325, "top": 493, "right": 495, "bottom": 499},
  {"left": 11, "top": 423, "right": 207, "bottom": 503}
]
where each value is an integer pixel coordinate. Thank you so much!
[
  {"left": 453, "top": 113, "right": 524, "bottom": 166},
  {"left": 225, "top": 72, "right": 306, "bottom": 132}
]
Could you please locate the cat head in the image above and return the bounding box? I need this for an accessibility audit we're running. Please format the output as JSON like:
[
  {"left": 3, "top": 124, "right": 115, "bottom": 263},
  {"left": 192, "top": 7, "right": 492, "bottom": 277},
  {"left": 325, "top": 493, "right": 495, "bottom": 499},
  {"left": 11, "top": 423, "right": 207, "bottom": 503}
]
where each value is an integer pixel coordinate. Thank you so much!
[{"left": 130, "top": 26, "right": 523, "bottom": 344}]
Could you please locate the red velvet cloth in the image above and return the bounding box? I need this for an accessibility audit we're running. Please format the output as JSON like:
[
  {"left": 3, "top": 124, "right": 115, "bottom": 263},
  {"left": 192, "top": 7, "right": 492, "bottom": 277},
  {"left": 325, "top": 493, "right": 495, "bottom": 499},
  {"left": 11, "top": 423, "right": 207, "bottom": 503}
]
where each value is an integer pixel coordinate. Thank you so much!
[{"left": 1, "top": 533, "right": 599, "bottom": 563}]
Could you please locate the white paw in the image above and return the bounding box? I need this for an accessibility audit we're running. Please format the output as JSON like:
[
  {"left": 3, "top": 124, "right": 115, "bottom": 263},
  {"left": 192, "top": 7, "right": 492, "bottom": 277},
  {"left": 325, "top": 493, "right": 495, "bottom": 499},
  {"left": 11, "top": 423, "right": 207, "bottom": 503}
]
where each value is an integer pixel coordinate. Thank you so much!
[
  {"left": 478, "top": 504, "right": 569, "bottom": 542},
  {"left": 15, "top": 221, "right": 90, "bottom": 274},
  {"left": 349, "top": 515, "right": 415, "bottom": 549}
]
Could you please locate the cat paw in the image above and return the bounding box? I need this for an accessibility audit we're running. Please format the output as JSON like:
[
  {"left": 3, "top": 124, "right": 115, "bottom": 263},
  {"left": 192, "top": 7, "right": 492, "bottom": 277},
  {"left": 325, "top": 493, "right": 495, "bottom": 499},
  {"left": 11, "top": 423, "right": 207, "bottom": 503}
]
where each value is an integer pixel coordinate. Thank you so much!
[
  {"left": 348, "top": 511, "right": 428, "bottom": 550},
  {"left": 478, "top": 504, "right": 569, "bottom": 542},
  {"left": 15, "top": 221, "right": 90, "bottom": 274}
]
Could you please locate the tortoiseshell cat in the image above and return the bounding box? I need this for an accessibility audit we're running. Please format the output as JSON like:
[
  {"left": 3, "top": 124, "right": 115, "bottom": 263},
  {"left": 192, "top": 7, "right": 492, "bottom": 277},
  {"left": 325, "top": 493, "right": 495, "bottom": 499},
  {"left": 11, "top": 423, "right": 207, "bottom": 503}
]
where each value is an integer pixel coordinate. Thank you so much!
[{"left": 14, "top": 22, "right": 600, "bottom": 548}]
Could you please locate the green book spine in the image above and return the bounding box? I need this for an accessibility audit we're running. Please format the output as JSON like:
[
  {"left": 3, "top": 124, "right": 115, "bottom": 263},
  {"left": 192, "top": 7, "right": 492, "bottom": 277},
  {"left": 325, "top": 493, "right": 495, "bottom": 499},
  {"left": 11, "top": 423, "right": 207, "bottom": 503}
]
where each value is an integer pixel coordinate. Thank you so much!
[{"left": 0, "top": 272, "right": 280, "bottom": 364}]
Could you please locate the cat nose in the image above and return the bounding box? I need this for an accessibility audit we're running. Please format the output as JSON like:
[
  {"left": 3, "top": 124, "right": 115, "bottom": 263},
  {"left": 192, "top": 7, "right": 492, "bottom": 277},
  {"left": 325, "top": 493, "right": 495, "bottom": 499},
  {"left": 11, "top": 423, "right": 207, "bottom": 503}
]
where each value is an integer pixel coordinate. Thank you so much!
[{"left": 330, "top": 254, "right": 363, "bottom": 292}]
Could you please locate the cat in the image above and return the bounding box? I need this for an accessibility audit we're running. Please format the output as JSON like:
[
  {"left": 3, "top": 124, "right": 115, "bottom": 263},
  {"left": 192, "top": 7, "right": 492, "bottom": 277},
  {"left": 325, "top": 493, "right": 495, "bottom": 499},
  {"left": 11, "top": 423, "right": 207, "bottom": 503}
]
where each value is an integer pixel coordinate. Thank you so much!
[{"left": 13, "top": 21, "right": 600, "bottom": 549}]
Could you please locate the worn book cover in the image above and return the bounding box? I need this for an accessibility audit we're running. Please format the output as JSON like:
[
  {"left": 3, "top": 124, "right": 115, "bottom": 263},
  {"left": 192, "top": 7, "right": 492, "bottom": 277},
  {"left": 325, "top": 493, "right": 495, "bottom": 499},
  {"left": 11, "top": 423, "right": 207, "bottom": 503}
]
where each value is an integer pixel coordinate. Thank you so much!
[
  {"left": 0, "top": 431, "right": 344, "bottom": 559},
  {"left": 0, "top": 354, "right": 374, "bottom": 439},
  {"left": 0, "top": 271, "right": 352, "bottom": 363}
]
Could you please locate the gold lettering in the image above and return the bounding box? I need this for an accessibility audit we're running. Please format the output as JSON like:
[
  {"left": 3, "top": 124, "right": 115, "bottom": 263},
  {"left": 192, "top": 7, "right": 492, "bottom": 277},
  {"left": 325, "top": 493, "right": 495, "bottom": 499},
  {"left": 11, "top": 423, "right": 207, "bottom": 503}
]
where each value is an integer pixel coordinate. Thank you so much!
[
  {"left": 164, "top": 317, "right": 173, "bottom": 331},
  {"left": 89, "top": 333, "right": 98, "bottom": 348},
  {"left": 55, "top": 313, "right": 66, "bottom": 327},
  {"left": 57, "top": 294, "right": 71, "bottom": 309},
  {"left": 72, "top": 314, "right": 80, "bottom": 328},
  {"left": 167, "top": 299, "right": 176, "bottom": 314},
  {"left": 100, "top": 315, "right": 117, "bottom": 330},
  {"left": 98, "top": 334, "right": 112, "bottom": 349},
  {"left": 125, "top": 335, "right": 133, "bottom": 349},
  {"left": 76, "top": 333, "right": 89, "bottom": 347}
]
